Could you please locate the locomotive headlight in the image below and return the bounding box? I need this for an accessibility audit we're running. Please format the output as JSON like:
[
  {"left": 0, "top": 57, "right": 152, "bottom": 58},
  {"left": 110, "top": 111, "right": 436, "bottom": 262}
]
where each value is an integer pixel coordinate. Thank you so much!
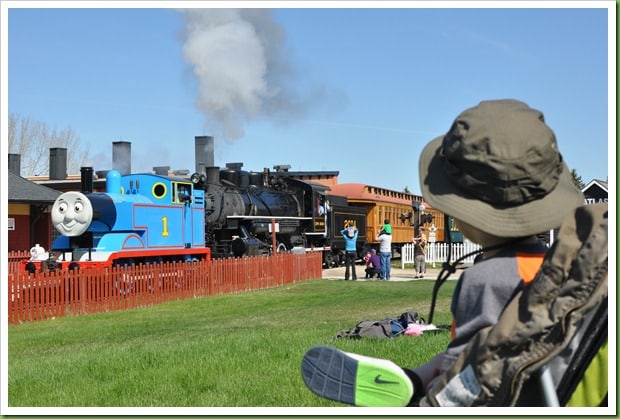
[{"left": 191, "top": 172, "right": 206, "bottom": 185}]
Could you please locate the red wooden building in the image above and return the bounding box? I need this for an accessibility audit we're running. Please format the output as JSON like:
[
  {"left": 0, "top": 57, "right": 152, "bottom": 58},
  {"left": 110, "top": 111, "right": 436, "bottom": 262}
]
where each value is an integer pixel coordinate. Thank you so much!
[{"left": 7, "top": 171, "right": 60, "bottom": 252}]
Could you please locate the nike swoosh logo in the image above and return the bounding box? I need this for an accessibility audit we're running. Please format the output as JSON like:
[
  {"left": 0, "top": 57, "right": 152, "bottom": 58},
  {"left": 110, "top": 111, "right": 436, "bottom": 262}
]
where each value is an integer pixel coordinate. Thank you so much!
[{"left": 374, "top": 375, "right": 400, "bottom": 385}]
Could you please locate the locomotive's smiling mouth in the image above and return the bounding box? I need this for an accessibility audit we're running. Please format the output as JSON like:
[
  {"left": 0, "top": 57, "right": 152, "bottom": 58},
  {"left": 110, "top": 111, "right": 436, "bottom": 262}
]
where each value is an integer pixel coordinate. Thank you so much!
[{"left": 58, "top": 221, "right": 76, "bottom": 233}]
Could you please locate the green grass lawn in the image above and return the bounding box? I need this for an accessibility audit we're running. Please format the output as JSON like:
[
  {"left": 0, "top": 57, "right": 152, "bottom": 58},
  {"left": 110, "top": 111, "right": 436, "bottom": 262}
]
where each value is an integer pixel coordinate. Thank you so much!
[{"left": 8, "top": 278, "right": 455, "bottom": 408}]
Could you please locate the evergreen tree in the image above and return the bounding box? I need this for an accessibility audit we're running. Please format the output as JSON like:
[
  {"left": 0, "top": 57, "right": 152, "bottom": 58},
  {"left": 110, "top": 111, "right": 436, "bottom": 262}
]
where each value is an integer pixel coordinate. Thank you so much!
[{"left": 570, "top": 169, "right": 585, "bottom": 190}]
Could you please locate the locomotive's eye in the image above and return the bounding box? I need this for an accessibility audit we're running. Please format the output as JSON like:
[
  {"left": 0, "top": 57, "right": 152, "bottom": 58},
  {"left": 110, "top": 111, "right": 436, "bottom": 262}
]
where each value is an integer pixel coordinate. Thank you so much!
[
  {"left": 58, "top": 202, "right": 68, "bottom": 214},
  {"left": 74, "top": 202, "right": 84, "bottom": 213}
]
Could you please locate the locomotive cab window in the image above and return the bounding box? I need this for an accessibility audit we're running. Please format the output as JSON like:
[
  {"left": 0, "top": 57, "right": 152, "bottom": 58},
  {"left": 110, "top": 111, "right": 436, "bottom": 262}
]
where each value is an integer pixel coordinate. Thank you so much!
[{"left": 174, "top": 182, "right": 193, "bottom": 204}]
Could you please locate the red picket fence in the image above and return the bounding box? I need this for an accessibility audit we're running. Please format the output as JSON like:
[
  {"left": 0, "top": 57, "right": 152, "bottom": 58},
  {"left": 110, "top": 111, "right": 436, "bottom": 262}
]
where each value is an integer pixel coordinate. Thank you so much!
[
  {"left": 8, "top": 250, "right": 30, "bottom": 274},
  {"left": 7, "top": 252, "right": 322, "bottom": 325}
]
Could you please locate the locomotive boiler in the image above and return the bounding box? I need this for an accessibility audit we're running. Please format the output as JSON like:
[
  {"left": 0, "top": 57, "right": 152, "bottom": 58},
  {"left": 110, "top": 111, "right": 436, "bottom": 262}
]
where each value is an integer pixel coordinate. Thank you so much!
[{"left": 191, "top": 164, "right": 313, "bottom": 257}]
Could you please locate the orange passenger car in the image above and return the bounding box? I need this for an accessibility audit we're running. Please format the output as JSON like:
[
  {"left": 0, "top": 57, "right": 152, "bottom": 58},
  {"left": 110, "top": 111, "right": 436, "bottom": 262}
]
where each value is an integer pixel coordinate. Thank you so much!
[{"left": 327, "top": 183, "right": 451, "bottom": 254}]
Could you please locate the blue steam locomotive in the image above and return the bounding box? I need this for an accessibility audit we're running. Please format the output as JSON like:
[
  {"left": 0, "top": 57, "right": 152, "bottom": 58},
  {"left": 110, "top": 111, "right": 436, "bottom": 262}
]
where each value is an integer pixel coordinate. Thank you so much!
[{"left": 24, "top": 167, "right": 210, "bottom": 273}]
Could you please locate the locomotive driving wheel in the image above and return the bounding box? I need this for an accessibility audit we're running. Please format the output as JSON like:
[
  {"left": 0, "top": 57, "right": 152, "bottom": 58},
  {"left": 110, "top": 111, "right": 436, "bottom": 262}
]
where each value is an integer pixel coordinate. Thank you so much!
[
  {"left": 275, "top": 241, "right": 288, "bottom": 254},
  {"left": 323, "top": 253, "right": 338, "bottom": 268}
]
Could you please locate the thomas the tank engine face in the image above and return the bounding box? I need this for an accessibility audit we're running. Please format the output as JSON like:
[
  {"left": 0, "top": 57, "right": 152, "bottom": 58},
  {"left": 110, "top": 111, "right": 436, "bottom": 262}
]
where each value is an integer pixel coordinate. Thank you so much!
[{"left": 51, "top": 191, "right": 94, "bottom": 237}]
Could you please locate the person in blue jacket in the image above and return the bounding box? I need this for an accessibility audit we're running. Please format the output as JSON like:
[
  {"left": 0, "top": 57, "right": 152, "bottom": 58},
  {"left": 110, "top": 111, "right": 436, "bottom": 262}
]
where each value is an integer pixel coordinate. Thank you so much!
[{"left": 340, "top": 226, "right": 359, "bottom": 280}]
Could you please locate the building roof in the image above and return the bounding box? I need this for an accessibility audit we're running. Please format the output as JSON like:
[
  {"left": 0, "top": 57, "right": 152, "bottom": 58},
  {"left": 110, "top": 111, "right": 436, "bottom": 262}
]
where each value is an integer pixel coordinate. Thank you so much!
[
  {"left": 8, "top": 172, "right": 61, "bottom": 204},
  {"left": 270, "top": 169, "right": 339, "bottom": 179},
  {"left": 328, "top": 183, "right": 421, "bottom": 206},
  {"left": 582, "top": 179, "right": 608, "bottom": 193}
]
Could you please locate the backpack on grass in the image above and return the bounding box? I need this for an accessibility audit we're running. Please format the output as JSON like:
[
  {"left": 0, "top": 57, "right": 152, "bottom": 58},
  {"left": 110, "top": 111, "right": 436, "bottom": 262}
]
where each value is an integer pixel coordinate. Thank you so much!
[
  {"left": 335, "top": 310, "right": 424, "bottom": 339},
  {"left": 399, "top": 310, "right": 424, "bottom": 328}
]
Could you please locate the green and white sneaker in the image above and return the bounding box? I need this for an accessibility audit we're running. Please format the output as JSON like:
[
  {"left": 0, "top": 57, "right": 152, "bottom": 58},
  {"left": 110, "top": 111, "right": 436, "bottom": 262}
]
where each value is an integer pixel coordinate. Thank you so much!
[{"left": 301, "top": 345, "right": 413, "bottom": 407}]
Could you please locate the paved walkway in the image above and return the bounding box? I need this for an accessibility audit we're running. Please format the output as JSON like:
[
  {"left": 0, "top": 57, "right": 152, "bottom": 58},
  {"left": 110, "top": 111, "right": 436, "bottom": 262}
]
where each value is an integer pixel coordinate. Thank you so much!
[{"left": 322, "top": 265, "right": 461, "bottom": 282}]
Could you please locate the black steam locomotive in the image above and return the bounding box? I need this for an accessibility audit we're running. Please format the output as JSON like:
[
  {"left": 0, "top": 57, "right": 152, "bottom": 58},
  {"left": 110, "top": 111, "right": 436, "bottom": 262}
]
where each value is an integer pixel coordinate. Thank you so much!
[{"left": 190, "top": 161, "right": 367, "bottom": 266}]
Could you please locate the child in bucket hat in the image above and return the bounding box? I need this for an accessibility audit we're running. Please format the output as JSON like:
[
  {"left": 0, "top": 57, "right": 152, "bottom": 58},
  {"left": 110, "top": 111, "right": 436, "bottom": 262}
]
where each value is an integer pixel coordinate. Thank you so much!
[
  {"left": 301, "top": 99, "right": 584, "bottom": 407},
  {"left": 418, "top": 98, "right": 583, "bottom": 237}
]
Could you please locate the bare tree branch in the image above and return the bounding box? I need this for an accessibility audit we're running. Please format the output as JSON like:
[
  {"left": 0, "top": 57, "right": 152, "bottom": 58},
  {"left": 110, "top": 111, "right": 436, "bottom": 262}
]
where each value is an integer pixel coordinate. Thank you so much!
[{"left": 8, "top": 113, "right": 90, "bottom": 176}]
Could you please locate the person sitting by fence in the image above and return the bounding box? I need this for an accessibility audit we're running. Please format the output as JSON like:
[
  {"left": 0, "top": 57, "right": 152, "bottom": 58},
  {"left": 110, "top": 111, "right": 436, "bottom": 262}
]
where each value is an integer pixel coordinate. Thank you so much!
[{"left": 364, "top": 249, "right": 382, "bottom": 279}]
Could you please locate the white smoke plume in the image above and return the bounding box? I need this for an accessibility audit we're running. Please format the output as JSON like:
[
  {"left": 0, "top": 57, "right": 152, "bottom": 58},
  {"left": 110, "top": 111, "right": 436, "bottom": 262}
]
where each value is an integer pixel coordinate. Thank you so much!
[{"left": 179, "top": 8, "right": 326, "bottom": 141}]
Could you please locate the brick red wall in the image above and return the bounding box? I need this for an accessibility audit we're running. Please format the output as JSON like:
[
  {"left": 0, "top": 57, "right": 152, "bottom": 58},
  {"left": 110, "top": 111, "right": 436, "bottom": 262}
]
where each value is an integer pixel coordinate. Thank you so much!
[
  {"left": 9, "top": 204, "right": 54, "bottom": 252},
  {"left": 8, "top": 214, "right": 30, "bottom": 252},
  {"left": 32, "top": 215, "right": 53, "bottom": 251}
]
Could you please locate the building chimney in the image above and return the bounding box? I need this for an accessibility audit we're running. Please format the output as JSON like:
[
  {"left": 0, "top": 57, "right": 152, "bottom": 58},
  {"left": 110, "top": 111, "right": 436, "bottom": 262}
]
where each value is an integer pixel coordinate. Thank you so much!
[
  {"left": 113, "top": 141, "right": 131, "bottom": 175},
  {"left": 195, "top": 136, "right": 214, "bottom": 175},
  {"left": 49, "top": 147, "right": 67, "bottom": 180},
  {"left": 95, "top": 170, "right": 109, "bottom": 179},
  {"left": 8, "top": 154, "right": 20, "bottom": 176},
  {"left": 153, "top": 166, "right": 170, "bottom": 176}
]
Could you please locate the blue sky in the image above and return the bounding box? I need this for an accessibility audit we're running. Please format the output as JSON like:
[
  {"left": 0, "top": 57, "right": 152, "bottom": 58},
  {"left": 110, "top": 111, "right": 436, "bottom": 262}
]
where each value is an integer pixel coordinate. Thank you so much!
[{"left": 3, "top": 2, "right": 614, "bottom": 193}]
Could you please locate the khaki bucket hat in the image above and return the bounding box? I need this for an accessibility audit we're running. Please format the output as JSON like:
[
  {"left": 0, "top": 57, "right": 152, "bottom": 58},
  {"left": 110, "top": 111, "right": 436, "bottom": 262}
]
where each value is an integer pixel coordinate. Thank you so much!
[{"left": 418, "top": 99, "right": 584, "bottom": 238}]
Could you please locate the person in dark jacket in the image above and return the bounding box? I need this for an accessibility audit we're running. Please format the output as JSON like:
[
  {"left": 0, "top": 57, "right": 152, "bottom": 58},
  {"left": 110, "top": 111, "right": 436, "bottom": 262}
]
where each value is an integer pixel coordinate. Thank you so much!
[{"left": 413, "top": 229, "right": 427, "bottom": 278}]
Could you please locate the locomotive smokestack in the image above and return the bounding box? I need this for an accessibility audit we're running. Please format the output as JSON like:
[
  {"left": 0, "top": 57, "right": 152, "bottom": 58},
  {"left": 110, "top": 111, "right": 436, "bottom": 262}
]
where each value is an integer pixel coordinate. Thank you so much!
[
  {"left": 206, "top": 166, "right": 220, "bottom": 185},
  {"left": 49, "top": 147, "right": 67, "bottom": 180},
  {"left": 80, "top": 167, "right": 94, "bottom": 194},
  {"left": 112, "top": 141, "right": 131, "bottom": 175},
  {"left": 195, "top": 135, "right": 214, "bottom": 175}
]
